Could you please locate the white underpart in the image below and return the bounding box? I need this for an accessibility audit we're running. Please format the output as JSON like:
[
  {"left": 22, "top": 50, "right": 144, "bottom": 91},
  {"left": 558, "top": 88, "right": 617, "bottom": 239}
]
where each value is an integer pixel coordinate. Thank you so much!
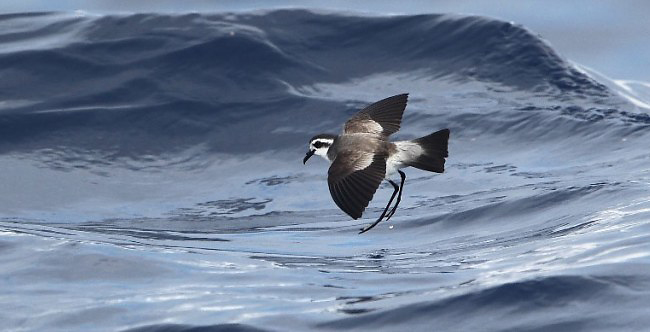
[{"left": 386, "top": 141, "right": 423, "bottom": 178}]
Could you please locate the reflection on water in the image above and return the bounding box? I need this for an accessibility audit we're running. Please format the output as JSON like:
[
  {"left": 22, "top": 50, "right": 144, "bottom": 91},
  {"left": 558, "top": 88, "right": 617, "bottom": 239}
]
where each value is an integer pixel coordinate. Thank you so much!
[{"left": 1, "top": 9, "right": 650, "bottom": 332}]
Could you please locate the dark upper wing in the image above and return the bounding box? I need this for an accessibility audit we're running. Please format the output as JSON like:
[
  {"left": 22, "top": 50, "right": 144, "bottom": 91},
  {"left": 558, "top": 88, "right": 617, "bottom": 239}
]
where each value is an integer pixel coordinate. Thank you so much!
[
  {"left": 344, "top": 93, "right": 408, "bottom": 137},
  {"left": 327, "top": 151, "right": 386, "bottom": 219}
]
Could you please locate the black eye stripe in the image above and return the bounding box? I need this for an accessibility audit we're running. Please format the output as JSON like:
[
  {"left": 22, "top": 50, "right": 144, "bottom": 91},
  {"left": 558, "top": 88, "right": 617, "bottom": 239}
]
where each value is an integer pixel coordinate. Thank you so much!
[{"left": 313, "top": 141, "right": 330, "bottom": 149}]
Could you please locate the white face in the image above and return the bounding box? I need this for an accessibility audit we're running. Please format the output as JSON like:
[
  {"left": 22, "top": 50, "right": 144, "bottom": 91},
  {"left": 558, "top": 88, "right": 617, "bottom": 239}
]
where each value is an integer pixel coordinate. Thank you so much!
[{"left": 309, "top": 138, "right": 334, "bottom": 159}]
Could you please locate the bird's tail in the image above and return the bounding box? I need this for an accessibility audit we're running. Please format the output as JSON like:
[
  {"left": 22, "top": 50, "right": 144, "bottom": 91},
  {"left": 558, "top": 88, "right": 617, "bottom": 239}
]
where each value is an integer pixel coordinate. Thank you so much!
[{"left": 407, "top": 129, "right": 450, "bottom": 173}]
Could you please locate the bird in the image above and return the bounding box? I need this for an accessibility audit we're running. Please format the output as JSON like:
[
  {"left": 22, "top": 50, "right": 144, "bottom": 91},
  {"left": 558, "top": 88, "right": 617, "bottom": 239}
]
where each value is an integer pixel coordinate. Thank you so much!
[{"left": 303, "top": 93, "right": 449, "bottom": 233}]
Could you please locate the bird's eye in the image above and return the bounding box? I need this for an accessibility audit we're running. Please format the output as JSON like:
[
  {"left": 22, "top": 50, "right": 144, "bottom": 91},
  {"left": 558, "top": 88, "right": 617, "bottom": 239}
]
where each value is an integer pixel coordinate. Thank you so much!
[{"left": 314, "top": 142, "right": 323, "bottom": 148}]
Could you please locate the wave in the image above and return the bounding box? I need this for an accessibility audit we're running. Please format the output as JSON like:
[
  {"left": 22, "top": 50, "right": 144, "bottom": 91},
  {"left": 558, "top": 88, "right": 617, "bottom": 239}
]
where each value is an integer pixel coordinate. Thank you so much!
[
  {"left": 123, "top": 323, "right": 273, "bottom": 332},
  {"left": 1, "top": 9, "right": 649, "bottom": 332},
  {"left": 0, "top": 10, "right": 636, "bottom": 165},
  {"left": 319, "top": 275, "right": 649, "bottom": 331},
  {"left": 405, "top": 182, "right": 614, "bottom": 229}
]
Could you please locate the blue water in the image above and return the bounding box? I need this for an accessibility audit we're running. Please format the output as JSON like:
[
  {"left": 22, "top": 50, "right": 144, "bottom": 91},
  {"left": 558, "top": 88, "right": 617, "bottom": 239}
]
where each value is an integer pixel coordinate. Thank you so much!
[{"left": 1, "top": 9, "right": 650, "bottom": 332}]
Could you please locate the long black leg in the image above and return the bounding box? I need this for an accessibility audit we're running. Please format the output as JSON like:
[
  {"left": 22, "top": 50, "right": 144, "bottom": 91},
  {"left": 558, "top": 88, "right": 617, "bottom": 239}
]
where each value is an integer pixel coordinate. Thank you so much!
[
  {"left": 385, "top": 170, "right": 406, "bottom": 221},
  {"left": 359, "top": 179, "right": 399, "bottom": 234}
]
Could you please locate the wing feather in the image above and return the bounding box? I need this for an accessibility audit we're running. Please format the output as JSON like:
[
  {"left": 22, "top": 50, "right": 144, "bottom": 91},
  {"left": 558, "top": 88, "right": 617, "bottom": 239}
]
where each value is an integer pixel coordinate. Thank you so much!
[
  {"left": 344, "top": 93, "right": 408, "bottom": 137},
  {"left": 328, "top": 151, "right": 386, "bottom": 219}
]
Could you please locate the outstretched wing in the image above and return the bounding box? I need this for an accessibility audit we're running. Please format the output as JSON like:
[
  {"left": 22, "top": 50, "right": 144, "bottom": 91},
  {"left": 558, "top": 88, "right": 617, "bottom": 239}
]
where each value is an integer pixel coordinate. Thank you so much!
[
  {"left": 327, "top": 151, "right": 386, "bottom": 219},
  {"left": 344, "top": 93, "right": 408, "bottom": 137}
]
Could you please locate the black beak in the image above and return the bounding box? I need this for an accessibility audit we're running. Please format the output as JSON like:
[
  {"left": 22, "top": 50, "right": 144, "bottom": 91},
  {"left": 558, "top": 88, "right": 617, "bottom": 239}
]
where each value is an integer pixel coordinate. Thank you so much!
[{"left": 303, "top": 150, "right": 315, "bottom": 164}]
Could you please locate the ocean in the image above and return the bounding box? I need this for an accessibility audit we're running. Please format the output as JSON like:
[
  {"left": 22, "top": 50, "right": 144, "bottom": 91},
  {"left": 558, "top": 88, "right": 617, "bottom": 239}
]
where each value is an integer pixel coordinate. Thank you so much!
[{"left": 1, "top": 7, "right": 649, "bottom": 332}]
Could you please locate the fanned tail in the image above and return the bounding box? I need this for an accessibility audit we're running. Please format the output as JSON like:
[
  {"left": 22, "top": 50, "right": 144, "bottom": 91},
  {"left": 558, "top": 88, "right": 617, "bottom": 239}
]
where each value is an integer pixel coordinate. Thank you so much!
[{"left": 407, "top": 129, "right": 450, "bottom": 173}]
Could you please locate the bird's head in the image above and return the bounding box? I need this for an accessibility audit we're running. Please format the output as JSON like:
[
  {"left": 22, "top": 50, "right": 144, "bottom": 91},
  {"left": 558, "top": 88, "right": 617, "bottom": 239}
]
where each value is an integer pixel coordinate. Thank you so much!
[{"left": 303, "top": 134, "right": 336, "bottom": 164}]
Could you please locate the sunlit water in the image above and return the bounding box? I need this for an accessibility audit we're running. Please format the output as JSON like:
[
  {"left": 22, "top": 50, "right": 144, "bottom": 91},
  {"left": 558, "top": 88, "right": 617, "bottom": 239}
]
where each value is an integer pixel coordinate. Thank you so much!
[{"left": 1, "top": 10, "right": 649, "bottom": 332}]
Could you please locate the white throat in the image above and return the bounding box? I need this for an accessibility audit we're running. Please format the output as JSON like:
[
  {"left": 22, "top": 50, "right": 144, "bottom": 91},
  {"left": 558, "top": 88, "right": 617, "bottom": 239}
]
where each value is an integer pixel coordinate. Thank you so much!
[
  {"left": 314, "top": 148, "right": 331, "bottom": 162},
  {"left": 310, "top": 138, "right": 334, "bottom": 162}
]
